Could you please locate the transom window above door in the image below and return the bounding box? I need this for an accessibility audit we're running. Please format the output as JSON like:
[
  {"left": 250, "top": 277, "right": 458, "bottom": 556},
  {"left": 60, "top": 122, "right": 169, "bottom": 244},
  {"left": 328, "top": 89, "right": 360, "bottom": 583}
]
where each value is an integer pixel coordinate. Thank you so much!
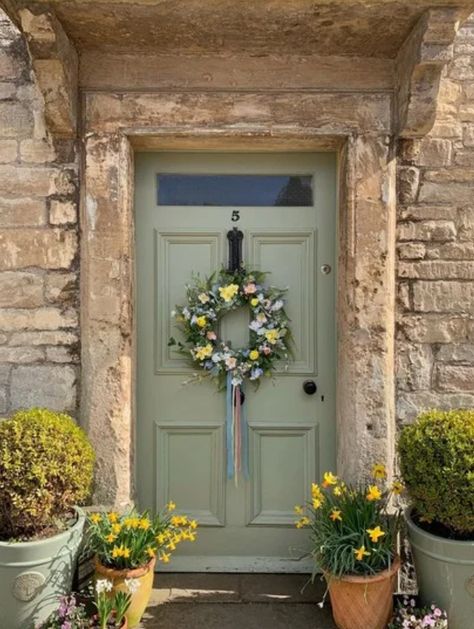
[{"left": 156, "top": 174, "right": 313, "bottom": 206}]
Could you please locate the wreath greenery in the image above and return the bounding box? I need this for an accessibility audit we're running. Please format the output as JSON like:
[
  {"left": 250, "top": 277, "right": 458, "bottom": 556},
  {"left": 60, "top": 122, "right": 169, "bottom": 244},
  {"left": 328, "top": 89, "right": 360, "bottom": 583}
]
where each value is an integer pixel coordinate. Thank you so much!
[{"left": 169, "top": 267, "right": 292, "bottom": 389}]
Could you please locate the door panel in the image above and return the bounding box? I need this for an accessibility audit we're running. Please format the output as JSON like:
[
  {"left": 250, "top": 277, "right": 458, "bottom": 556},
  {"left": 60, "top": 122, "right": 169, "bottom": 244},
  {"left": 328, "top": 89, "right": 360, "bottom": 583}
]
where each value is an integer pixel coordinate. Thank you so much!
[{"left": 135, "top": 152, "right": 337, "bottom": 572}]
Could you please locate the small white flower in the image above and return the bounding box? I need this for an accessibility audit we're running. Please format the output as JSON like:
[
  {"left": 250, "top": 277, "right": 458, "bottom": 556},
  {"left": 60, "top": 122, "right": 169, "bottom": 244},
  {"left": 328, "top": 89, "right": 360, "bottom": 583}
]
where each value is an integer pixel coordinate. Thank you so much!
[
  {"left": 272, "top": 300, "right": 284, "bottom": 311},
  {"left": 96, "top": 579, "right": 113, "bottom": 594},
  {"left": 198, "top": 293, "right": 210, "bottom": 304},
  {"left": 125, "top": 578, "right": 141, "bottom": 595},
  {"left": 171, "top": 310, "right": 176, "bottom": 317}
]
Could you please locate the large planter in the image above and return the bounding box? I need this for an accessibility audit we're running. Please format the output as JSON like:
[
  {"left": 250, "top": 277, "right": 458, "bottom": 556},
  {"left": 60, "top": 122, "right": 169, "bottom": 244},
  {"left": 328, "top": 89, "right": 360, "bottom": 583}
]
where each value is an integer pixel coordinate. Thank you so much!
[
  {"left": 326, "top": 556, "right": 400, "bottom": 629},
  {"left": 95, "top": 556, "right": 156, "bottom": 629},
  {"left": 406, "top": 510, "right": 474, "bottom": 629},
  {"left": 0, "top": 508, "right": 85, "bottom": 629}
]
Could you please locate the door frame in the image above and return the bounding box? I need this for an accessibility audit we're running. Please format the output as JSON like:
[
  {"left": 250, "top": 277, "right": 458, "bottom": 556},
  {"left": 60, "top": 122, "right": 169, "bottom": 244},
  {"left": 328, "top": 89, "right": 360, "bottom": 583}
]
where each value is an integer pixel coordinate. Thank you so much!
[{"left": 80, "top": 125, "right": 396, "bottom": 507}]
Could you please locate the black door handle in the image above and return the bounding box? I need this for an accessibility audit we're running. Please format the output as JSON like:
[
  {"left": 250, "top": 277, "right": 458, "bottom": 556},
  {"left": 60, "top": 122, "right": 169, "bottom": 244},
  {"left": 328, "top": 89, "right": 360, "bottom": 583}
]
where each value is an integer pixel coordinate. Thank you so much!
[{"left": 303, "top": 380, "right": 317, "bottom": 395}]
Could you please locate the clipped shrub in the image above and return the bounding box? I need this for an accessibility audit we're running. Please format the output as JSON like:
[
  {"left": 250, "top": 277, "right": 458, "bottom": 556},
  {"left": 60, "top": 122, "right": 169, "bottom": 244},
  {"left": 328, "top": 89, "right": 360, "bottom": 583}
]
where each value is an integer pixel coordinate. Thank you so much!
[
  {"left": 398, "top": 409, "right": 474, "bottom": 536},
  {"left": 0, "top": 408, "right": 95, "bottom": 540}
]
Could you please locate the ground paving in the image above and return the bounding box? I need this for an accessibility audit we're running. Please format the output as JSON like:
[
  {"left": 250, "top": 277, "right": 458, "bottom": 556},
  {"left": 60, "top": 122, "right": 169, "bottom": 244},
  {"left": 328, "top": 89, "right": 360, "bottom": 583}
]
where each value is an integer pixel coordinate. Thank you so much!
[{"left": 139, "top": 573, "right": 336, "bottom": 629}]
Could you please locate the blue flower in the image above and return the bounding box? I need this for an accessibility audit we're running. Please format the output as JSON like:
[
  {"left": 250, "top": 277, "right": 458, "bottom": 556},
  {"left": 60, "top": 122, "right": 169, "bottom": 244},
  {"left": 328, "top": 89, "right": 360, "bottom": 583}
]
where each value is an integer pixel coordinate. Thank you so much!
[{"left": 250, "top": 367, "right": 263, "bottom": 380}]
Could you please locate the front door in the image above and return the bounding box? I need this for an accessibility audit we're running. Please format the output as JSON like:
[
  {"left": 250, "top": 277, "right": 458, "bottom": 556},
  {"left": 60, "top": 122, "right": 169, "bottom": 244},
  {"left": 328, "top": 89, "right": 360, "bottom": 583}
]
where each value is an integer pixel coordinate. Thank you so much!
[{"left": 135, "top": 152, "right": 336, "bottom": 572}]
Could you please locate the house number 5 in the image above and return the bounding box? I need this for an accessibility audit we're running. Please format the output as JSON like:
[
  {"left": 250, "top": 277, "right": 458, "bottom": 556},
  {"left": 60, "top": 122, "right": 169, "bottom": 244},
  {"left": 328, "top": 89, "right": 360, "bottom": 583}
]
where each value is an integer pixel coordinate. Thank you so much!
[{"left": 231, "top": 210, "right": 240, "bottom": 222}]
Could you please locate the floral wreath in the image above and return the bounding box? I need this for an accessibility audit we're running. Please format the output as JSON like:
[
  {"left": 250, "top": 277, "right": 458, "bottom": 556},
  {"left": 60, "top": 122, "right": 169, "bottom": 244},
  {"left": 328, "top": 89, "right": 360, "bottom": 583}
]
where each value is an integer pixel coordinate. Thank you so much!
[{"left": 169, "top": 267, "right": 292, "bottom": 389}]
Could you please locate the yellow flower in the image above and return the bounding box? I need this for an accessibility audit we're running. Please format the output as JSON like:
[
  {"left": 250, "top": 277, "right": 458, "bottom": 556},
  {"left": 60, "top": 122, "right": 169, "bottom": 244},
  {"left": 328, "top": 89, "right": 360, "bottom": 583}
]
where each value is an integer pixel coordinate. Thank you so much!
[
  {"left": 139, "top": 518, "right": 151, "bottom": 530},
  {"left": 371, "top": 463, "right": 387, "bottom": 480},
  {"left": 167, "top": 541, "right": 176, "bottom": 551},
  {"left": 329, "top": 509, "right": 342, "bottom": 522},
  {"left": 112, "top": 523, "right": 122, "bottom": 534},
  {"left": 147, "top": 547, "right": 156, "bottom": 558},
  {"left": 194, "top": 344, "right": 213, "bottom": 361},
  {"left": 189, "top": 519, "right": 198, "bottom": 530},
  {"left": 312, "top": 498, "right": 323, "bottom": 510},
  {"left": 219, "top": 284, "right": 239, "bottom": 302},
  {"left": 295, "top": 516, "right": 310, "bottom": 529},
  {"left": 124, "top": 517, "right": 140, "bottom": 529},
  {"left": 366, "top": 485, "right": 382, "bottom": 502},
  {"left": 195, "top": 316, "right": 207, "bottom": 328},
  {"left": 392, "top": 481, "right": 404, "bottom": 495},
  {"left": 250, "top": 298, "right": 259, "bottom": 307},
  {"left": 264, "top": 329, "right": 279, "bottom": 344},
  {"left": 367, "top": 526, "right": 385, "bottom": 543},
  {"left": 160, "top": 552, "right": 171, "bottom": 563},
  {"left": 167, "top": 501, "right": 176, "bottom": 511},
  {"left": 294, "top": 505, "right": 304, "bottom": 515},
  {"left": 198, "top": 293, "right": 210, "bottom": 304},
  {"left": 188, "top": 531, "right": 197, "bottom": 542},
  {"left": 90, "top": 513, "right": 102, "bottom": 524},
  {"left": 156, "top": 533, "right": 167, "bottom": 546},
  {"left": 121, "top": 546, "right": 131, "bottom": 559},
  {"left": 322, "top": 472, "right": 338, "bottom": 488},
  {"left": 354, "top": 545, "right": 371, "bottom": 561},
  {"left": 311, "top": 483, "right": 322, "bottom": 499},
  {"left": 112, "top": 545, "right": 122, "bottom": 558},
  {"left": 105, "top": 533, "right": 117, "bottom": 543},
  {"left": 249, "top": 350, "right": 259, "bottom": 361},
  {"left": 171, "top": 515, "right": 184, "bottom": 527},
  {"left": 172, "top": 534, "right": 182, "bottom": 545},
  {"left": 108, "top": 512, "right": 119, "bottom": 523},
  {"left": 333, "top": 486, "right": 343, "bottom": 497}
]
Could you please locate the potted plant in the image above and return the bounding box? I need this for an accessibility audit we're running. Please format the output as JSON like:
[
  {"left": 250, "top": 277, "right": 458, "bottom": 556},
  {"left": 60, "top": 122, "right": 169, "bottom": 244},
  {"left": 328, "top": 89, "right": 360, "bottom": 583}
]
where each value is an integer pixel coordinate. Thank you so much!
[
  {"left": 295, "top": 466, "right": 402, "bottom": 629},
  {"left": 389, "top": 597, "right": 448, "bottom": 629},
  {"left": 87, "top": 504, "right": 198, "bottom": 628},
  {"left": 0, "top": 408, "right": 95, "bottom": 629},
  {"left": 398, "top": 409, "right": 474, "bottom": 629}
]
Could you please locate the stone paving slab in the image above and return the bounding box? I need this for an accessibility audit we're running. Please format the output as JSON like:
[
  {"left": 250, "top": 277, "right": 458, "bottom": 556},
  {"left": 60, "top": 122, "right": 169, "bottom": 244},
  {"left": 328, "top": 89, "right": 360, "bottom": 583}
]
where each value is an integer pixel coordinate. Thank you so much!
[{"left": 139, "top": 574, "right": 336, "bottom": 629}]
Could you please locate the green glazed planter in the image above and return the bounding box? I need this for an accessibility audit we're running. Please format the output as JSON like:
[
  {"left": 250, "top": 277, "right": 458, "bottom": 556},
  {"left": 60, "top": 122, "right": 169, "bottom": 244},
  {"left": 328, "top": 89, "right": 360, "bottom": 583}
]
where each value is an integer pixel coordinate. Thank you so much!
[
  {"left": 0, "top": 508, "right": 85, "bottom": 629},
  {"left": 406, "top": 510, "right": 474, "bottom": 629}
]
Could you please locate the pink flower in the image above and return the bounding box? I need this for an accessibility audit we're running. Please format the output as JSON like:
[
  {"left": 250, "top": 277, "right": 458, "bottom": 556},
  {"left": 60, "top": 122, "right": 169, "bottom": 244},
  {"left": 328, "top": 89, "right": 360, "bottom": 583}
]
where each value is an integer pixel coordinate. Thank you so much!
[
  {"left": 243, "top": 283, "right": 257, "bottom": 294},
  {"left": 206, "top": 331, "right": 217, "bottom": 340},
  {"left": 262, "top": 346, "right": 272, "bottom": 355}
]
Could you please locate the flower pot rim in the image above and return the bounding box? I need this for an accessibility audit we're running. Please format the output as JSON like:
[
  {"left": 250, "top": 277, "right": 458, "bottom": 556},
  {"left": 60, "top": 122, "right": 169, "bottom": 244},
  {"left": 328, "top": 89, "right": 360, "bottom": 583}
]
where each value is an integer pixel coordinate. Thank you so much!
[
  {"left": 0, "top": 506, "right": 85, "bottom": 548},
  {"left": 405, "top": 508, "right": 474, "bottom": 546},
  {"left": 94, "top": 555, "right": 156, "bottom": 579},
  {"left": 326, "top": 555, "right": 400, "bottom": 585}
]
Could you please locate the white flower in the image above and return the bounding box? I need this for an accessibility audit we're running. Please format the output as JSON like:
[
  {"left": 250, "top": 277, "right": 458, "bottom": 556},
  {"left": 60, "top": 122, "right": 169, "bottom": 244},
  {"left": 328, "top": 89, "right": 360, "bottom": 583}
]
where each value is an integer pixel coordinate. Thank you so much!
[
  {"left": 272, "top": 300, "right": 284, "bottom": 311},
  {"left": 125, "top": 578, "right": 141, "bottom": 595},
  {"left": 96, "top": 579, "right": 113, "bottom": 594},
  {"left": 249, "top": 320, "right": 262, "bottom": 331},
  {"left": 212, "top": 353, "right": 222, "bottom": 363},
  {"left": 182, "top": 307, "right": 190, "bottom": 320},
  {"left": 198, "top": 293, "right": 210, "bottom": 304},
  {"left": 232, "top": 376, "right": 243, "bottom": 386},
  {"left": 171, "top": 310, "right": 176, "bottom": 317}
]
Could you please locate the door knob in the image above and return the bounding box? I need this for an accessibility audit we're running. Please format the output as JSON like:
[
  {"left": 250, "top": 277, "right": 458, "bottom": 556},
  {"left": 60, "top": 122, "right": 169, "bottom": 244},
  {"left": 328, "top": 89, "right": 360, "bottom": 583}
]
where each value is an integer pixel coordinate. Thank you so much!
[{"left": 303, "top": 380, "right": 317, "bottom": 395}]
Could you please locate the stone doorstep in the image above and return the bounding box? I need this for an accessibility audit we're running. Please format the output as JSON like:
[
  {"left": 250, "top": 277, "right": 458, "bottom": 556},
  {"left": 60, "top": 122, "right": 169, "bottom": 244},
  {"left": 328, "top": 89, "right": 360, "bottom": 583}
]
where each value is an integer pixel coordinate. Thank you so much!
[{"left": 139, "top": 573, "right": 336, "bottom": 628}]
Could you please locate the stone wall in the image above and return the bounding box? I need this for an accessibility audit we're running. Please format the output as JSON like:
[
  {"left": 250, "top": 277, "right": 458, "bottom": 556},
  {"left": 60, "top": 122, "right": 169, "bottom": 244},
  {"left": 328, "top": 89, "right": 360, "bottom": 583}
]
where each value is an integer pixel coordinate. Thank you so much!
[
  {"left": 0, "top": 10, "right": 79, "bottom": 414},
  {"left": 396, "top": 14, "right": 474, "bottom": 424}
]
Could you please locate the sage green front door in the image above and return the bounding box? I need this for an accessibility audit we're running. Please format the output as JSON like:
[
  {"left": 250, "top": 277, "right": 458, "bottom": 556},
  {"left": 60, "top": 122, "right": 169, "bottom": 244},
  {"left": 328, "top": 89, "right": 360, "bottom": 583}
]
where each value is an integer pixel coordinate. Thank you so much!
[{"left": 135, "top": 152, "right": 336, "bottom": 572}]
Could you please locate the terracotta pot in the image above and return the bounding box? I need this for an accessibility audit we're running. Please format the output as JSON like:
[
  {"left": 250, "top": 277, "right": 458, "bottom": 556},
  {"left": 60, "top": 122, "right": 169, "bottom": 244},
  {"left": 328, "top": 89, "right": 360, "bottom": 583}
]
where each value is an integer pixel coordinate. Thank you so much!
[
  {"left": 94, "top": 557, "right": 155, "bottom": 629},
  {"left": 326, "top": 556, "right": 400, "bottom": 629}
]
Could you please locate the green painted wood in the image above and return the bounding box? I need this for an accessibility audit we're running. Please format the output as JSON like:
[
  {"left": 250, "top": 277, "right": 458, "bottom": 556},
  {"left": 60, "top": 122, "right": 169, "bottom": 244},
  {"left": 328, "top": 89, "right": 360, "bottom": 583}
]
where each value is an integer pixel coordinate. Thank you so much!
[{"left": 135, "top": 152, "right": 337, "bottom": 572}]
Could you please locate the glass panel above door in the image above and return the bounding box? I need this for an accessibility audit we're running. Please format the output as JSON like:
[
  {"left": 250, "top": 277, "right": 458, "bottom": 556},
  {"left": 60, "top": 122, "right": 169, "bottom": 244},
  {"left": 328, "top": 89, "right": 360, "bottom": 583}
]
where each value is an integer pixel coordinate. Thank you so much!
[{"left": 157, "top": 174, "right": 313, "bottom": 206}]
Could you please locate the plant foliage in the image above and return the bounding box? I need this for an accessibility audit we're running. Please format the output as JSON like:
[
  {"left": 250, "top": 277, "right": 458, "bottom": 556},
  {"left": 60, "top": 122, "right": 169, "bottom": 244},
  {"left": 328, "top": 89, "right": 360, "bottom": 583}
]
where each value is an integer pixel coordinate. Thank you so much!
[
  {"left": 0, "top": 407, "right": 95, "bottom": 540},
  {"left": 398, "top": 408, "right": 474, "bottom": 536}
]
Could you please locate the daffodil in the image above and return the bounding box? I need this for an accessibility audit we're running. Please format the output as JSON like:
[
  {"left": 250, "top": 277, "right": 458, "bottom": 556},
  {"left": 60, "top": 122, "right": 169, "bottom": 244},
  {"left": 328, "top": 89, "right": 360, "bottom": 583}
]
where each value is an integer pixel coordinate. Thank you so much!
[
  {"left": 189, "top": 519, "right": 198, "bottom": 530},
  {"left": 147, "top": 547, "right": 156, "bottom": 558},
  {"left": 167, "top": 541, "right": 176, "bottom": 551},
  {"left": 330, "top": 509, "right": 342, "bottom": 522},
  {"left": 195, "top": 316, "right": 207, "bottom": 328},
  {"left": 90, "top": 513, "right": 102, "bottom": 524},
  {"left": 371, "top": 463, "right": 386, "bottom": 480},
  {"left": 249, "top": 350, "right": 259, "bottom": 361},
  {"left": 312, "top": 497, "right": 323, "bottom": 509},
  {"left": 354, "top": 545, "right": 371, "bottom": 561},
  {"left": 367, "top": 526, "right": 385, "bottom": 543},
  {"left": 105, "top": 533, "right": 117, "bottom": 543},
  {"left": 391, "top": 481, "right": 404, "bottom": 495},
  {"left": 112, "top": 523, "right": 122, "bottom": 535},
  {"left": 166, "top": 501, "right": 176, "bottom": 511},
  {"left": 366, "top": 485, "right": 382, "bottom": 502},
  {"left": 294, "top": 505, "right": 304, "bottom": 515},
  {"left": 160, "top": 552, "right": 171, "bottom": 563},
  {"left": 194, "top": 344, "right": 213, "bottom": 361},
  {"left": 311, "top": 483, "right": 322, "bottom": 499},
  {"left": 108, "top": 512, "right": 119, "bottom": 523},
  {"left": 219, "top": 284, "right": 239, "bottom": 302},
  {"left": 295, "top": 516, "right": 310, "bottom": 529},
  {"left": 156, "top": 533, "right": 167, "bottom": 546},
  {"left": 333, "top": 486, "right": 343, "bottom": 497},
  {"left": 139, "top": 518, "right": 151, "bottom": 530},
  {"left": 322, "top": 471, "right": 338, "bottom": 488}
]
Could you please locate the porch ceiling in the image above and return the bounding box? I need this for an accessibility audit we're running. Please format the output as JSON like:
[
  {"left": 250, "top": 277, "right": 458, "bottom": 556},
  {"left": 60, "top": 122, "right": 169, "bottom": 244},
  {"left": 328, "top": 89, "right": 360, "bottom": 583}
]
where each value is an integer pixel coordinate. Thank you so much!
[{"left": 10, "top": 0, "right": 474, "bottom": 57}]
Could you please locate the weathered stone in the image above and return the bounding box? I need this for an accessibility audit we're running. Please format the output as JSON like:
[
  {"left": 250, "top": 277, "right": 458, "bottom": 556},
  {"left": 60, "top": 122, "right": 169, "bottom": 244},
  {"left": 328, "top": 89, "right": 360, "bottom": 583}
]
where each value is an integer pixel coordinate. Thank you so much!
[
  {"left": 396, "top": 343, "right": 432, "bottom": 391},
  {"left": 436, "top": 364, "right": 474, "bottom": 392},
  {"left": 418, "top": 181, "right": 474, "bottom": 205},
  {"left": 0, "top": 229, "right": 77, "bottom": 270},
  {"left": 0, "top": 387, "right": 6, "bottom": 413},
  {"left": 19, "top": 139, "right": 56, "bottom": 164},
  {"left": 437, "top": 344, "right": 474, "bottom": 362},
  {"left": 463, "top": 124, "right": 474, "bottom": 147},
  {"left": 0, "top": 346, "right": 43, "bottom": 363},
  {"left": 397, "top": 220, "right": 456, "bottom": 242},
  {"left": 423, "top": 168, "right": 474, "bottom": 183},
  {"left": 49, "top": 199, "right": 76, "bottom": 225},
  {"left": 399, "top": 206, "right": 457, "bottom": 221},
  {"left": 0, "top": 198, "right": 47, "bottom": 227},
  {"left": 10, "top": 364, "right": 76, "bottom": 410},
  {"left": 399, "top": 260, "right": 474, "bottom": 280},
  {"left": 454, "top": 149, "right": 474, "bottom": 166},
  {"left": 398, "top": 314, "right": 469, "bottom": 344},
  {"left": 397, "top": 391, "right": 474, "bottom": 424},
  {"left": 398, "top": 242, "right": 426, "bottom": 260},
  {"left": 46, "top": 345, "right": 78, "bottom": 363},
  {"left": 51, "top": 168, "right": 77, "bottom": 196},
  {"left": 449, "top": 54, "right": 474, "bottom": 80},
  {"left": 397, "top": 167, "right": 420, "bottom": 204},
  {"left": 0, "top": 102, "right": 34, "bottom": 138},
  {"left": 0, "top": 307, "right": 78, "bottom": 331},
  {"left": 426, "top": 242, "right": 474, "bottom": 260},
  {"left": 0, "top": 364, "right": 11, "bottom": 385},
  {"left": 430, "top": 120, "right": 463, "bottom": 138},
  {"left": 0, "top": 140, "right": 17, "bottom": 163},
  {"left": 45, "top": 272, "right": 77, "bottom": 303},
  {"left": 397, "top": 282, "right": 411, "bottom": 311},
  {"left": 414, "top": 138, "right": 452, "bottom": 166},
  {"left": 0, "top": 81, "right": 16, "bottom": 100},
  {"left": 8, "top": 330, "right": 79, "bottom": 346},
  {"left": 0, "top": 271, "right": 44, "bottom": 308},
  {"left": 0, "top": 165, "right": 55, "bottom": 197},
  {"left": 0, "top": 49, "right": 22, "bottom": 80},
  {"left": 413, "top": 281, "right": 474, "bottom": 313},
  {"left": 458, "top": 208, "right": 474, "bottom": 241}
]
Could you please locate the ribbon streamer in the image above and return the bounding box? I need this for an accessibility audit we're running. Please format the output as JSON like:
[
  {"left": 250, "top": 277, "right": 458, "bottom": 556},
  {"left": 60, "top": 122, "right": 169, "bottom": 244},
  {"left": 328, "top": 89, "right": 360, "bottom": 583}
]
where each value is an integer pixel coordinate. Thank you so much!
[{"left": 226, "top": 372, "right": 249, "bottom": 484}]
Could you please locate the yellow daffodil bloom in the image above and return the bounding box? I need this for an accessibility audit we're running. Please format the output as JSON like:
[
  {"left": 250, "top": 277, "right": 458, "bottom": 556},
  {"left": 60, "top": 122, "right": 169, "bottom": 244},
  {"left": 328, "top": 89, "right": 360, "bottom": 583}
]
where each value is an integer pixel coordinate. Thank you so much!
[
  {"left": 167, "top": 541, "right": 176, "bottom": 551},
  {"left": 108, "top": 512, "right": 119, "bottom": 523},
  {"left": 322, "top": 471, "right": 338, "bottom": 488},
  {"left": 139, "top": 518, "right": 151, "bottom": 530},
  {"left": 122, "top": 547, "right": 131, "bottom": 559},
  {"left": 166, "top": 501, "right": 176, "bottom": 511},
  {"left": 250, "top": 298, "right": 259, "bottom": 307},
  {"left": 295, "top": 516, "right": 311, "bottom": 529},
  {"left": 189, "top": 519, "right": 198, "bottom": 530},
  {"left": 195, "top": 316, "right": 207, "bottom": 328},
  {"left": 188, "top": 532, "right": 197, "bottom": 542},
  {"left": 112, "top": 546, "right": 121, "bottom": 558},
  {"left": 105, "top": 533, "right": 117, "bottom": 543},
  {"left": 294, "top": 505, "right": 304, "bottom": 515},
  {"left": 160, "top": 552, "right": 171, "bottom": 563},
  {"left": 219, "top": 284, "right": 239, "bottom": 302},
  {"left": 90, "top": 513, "right": 102, "bottom": 524},
  {"left": 333, "top": 486, "right": 343, "bottom": 497},
  {"left": 265, "top": 329, "right": 279, "bottom": 344},
  {"left": 249, "top": 350, "right": 259, "bottom": 360},
  {"left": 311, "top": 483, "right": 323, "bottom": 499},
  {"left": 156, "top": 533, "right": 167, "bottom": 546},
  {"left": 366, "top": 485, "right": 382, "bottom": 502},
  {"left": 194, "top": 344, "right": 213, "bottom": 361},
  {"left": 172, "top": 534, "right": 182, "bottom": 545},
  {"left": 367, "top": 526, "right": 385, "bottom": 543},
  {"left": 371, "top": 463, "right": 387, "bottom": 480},
  {"left": 312, "top": 498, "right": 323, "bottom": 510},
  {"left": 147, "top": 547, "right": 156, "bottom": 558},
  {"left": 392, "top": 481, "right": 404, "bottom": 495},
  {"left": 111, "top": 523, "right": 122, "bottom": 534},
  {"left": 330, "top": 509, "right": 342, "bottom": 522},
  {"left": 354, "top": 545, "right": 371, "bottom": 561}
]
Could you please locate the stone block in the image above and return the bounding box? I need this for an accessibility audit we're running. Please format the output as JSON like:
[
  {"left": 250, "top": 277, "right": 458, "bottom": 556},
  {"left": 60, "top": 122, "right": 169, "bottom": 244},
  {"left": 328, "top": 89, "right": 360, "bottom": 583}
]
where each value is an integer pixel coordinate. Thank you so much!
[
  {"left": 449, "top": 55, "right": 474, "bottom": 81},
  {"left": 10, "top": 364, "right": 76, "bottom": 411},
  {"left": 0, "top": 50, "right": 22, "bottom": 80},
  {"left": 0, "top": 82, "right": 16, "bottom": 100},
  {"left": 458, "top": 208, "right": 474, "bottom": 241},
  {"left": 0, "top": 140, "right": 17, "bottom": 163},
  {"left": 0, "top": 364, "right": 11, "bottom": 385},
  {"left": 397, "top": 282, "right": 411, "bottom": 311},
  {"left": 398, "top": 315, "right": 469, "bottom": 344},
  {"left": 397, "top": 391, "right": 474, "bottom": 424},
  {"left": 399, "top": 206, "right": 457, "bottom": 221},
  {"left": 454, "top": 149, "right": 474, "bottom": 166},
  {"left": 0, "top": 307, "right": 78, "bottom": 331},
  {"left": 8, "top": 330, "right": 79, "bottom": 346},
  {"left": 0, "top": 166, "right": 55, "bottom": 197},
  {"left": 414, "top": 138, "right": 452, "bottom": 167},
  {"left": 398, "top": 243, "right": 426, "bottom": 260},
  {"left": 0, "top": 102, "right": 34, "bottom": 139},
  {"left": 0, "top": 198, "right": 47, "bottom": 227},
  {"left": 19, "top": 139, "right": 56, "bottom": 164},
  {"left": 46, "top": 346, "right": 78, "bottom": 363},
  {"left": 436, "top": 364, "right": 474, "bottom": 392},
  {"left": 398, "top": 260, "right": 474, "bottom": 280},
  {"left": 396, "top": 343, "right": 432, "bottom": 391},
  {"left": 0, "top": 387, "right": 6, "bottom": 413},
  {"left": 45, "top": 272, "right": 78, "bottom": 303},
  {"left": 0, "top": 272, "right": 44, "bottom": 308},
  {"left": 398, "top": 167, "right": 420, "bottom": 204},
  {"left": 49, "top": 200, "right": 77, "bottom": 225},
  {"left": 397, "top": 221, "right": 456, "bottom": 242},
  {"left": 51, "top": 168, "right": 77, "bottom": 196},
  {"left": 418, "top": 181, "right": 474, "bottom": 205},
  {"left": 437, "top": 344, "right": 474, "bottom": 363},
  {"left": 0, "top": 229, "right": 77, "bottom": 270},
  {"left": 413, "top": 281, "right": 474, "bottom": 313},
  {"left": 0, "top": 346, "right": 44, "bottom": 363},
  {"left": 463, "top": 124, "right": 474, "bottom": 147},
  {"left": 430, "top": 121, "right": 463, "bottom": 139},
  {"left": 423, "top": 168, "right": 474, "bottom": 183},
  {"left": 426, "top": 242, "right": 474, "bottom": 260}
]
